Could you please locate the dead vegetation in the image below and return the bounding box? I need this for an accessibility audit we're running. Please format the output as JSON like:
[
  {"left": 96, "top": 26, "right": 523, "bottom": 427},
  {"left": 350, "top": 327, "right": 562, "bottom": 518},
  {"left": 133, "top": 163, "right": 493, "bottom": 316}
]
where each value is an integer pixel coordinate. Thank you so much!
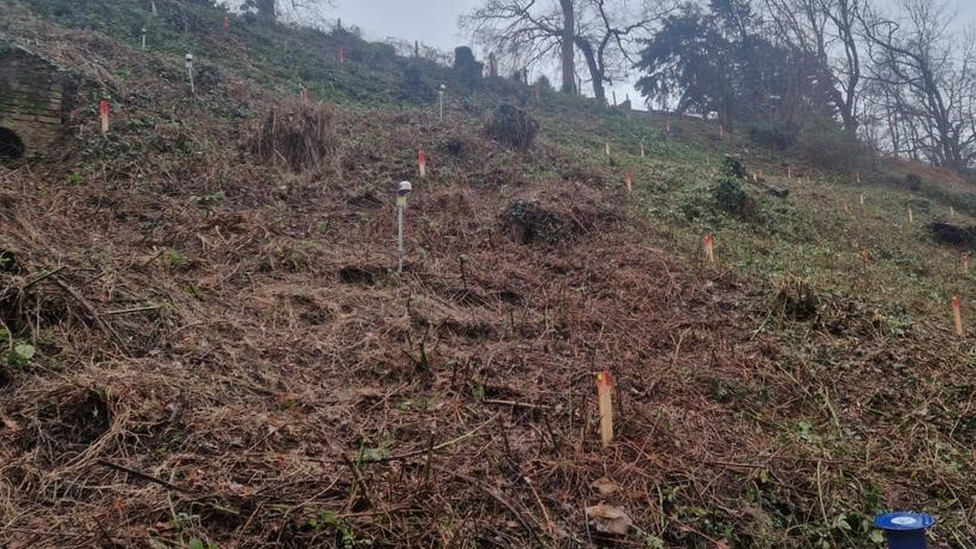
[
  {"left": 249, "top": 102, "right": 338, "bottom": 173},
  {"left": 486, "top": 103, "right": 539, "bottom": 151},
  {"left": 927, "top": 221, "right": 976, "bottom": 249}
]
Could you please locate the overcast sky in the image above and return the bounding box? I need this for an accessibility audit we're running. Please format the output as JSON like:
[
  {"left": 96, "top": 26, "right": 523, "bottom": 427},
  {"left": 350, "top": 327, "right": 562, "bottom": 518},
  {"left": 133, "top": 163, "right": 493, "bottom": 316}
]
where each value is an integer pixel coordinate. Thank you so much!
[
  {"left": 329, "top": 0, "right": 976, "bottom": 104},
  {"left": 332, "top": 0, "right": 975, "bottom": 50}
]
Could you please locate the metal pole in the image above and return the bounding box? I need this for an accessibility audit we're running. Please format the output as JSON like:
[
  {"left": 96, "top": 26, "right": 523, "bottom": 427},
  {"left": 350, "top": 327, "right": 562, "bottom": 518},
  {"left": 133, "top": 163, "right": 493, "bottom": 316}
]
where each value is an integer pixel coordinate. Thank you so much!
[
  {"left": 396, "top": 181, "right": 412, "bottom": 274},
  {"left": 438, "top": 85, "right": 446, "bottom": 122},
  {"left": 185, "top": 54, "right": 195, "bottom": 96},
  {"left": 397, "top": 205, "right": 404, "bottom": 274}
]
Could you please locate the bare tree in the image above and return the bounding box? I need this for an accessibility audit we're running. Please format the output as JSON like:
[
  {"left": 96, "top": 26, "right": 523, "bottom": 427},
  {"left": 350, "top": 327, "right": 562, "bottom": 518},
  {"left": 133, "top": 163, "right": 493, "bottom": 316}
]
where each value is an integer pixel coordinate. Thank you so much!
[
  {"left": 242, "top": 0, "right": 334, "bottom": 23},
  {"left": 574, "top": 0, "right": 669, "bottom": 101},
  {"left": 762, "top": 0, "right": 863, "bottom": 134},
  {"left": 462, "top": 0, "right": 666, "bottom": 98},
  {"left": 461, "top": 0, "right": 578, "bottom": 92},
  {"left": 861, "top": 0, "right": 976, "bottom": 170},
  {"left": 560, "top": 0, "right": 576, "bottom": 93}
]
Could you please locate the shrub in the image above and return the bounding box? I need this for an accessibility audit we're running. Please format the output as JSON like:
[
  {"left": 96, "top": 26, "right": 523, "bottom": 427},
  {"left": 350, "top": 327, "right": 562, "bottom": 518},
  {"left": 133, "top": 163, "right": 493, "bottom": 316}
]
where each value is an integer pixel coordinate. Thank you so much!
[
  {"left": 795, "top": 118, "right": 870, "bottom": 175},
  {"left": 400, "top": 62, "right": 432, "bottom": 100},
  {"left": 713, "top": 178, "right": 757, "bottom": 219},
  {"left": 712, "top": 155, "right": 757, "bottom": 219},
  {"left": 747, "top": 123, "right": 796, "bottom": 151},
  {"left": 486, "top": 104, "right": 539, "bottom": 151},
  {"left": 905, "top": 173, "right": 922, "bottom": 191},
  {"left": 502, "top": 200, "right": 564, "bottom": 244},
  {"left": 453, "top": 46, "right": 483, "bottom": 88}
]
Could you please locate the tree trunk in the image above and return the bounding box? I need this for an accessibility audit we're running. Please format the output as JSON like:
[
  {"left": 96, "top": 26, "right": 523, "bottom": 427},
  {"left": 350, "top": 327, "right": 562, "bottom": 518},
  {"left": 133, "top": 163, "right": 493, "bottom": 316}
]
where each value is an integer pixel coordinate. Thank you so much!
[
  {"left": 575, "top": 37, "right": 605, "bottom": 101},
  {"left": 559, "top": 0, "right": 575, "bottom": 93},
  {"left": 255, "top": 0, "right": 276, "bottom": 22}
]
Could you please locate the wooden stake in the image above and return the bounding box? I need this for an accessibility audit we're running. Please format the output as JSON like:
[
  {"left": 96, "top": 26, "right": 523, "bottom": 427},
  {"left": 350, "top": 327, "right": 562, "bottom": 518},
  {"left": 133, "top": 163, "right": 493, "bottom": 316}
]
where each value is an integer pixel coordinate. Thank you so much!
[
  {"left": 861, "top": 250, "right": 869, "bottom": 267},
  {"left": 788, "top": 166, "right": 792, "bottom": 180},
  {"left": 666, "top": 119, "right": 671, "bottom": 134},
  {"left": 953, "top": 295, "right": 964, "bottom": 336},
  {"left": 964, "top": 253, "right": 970, "bottom": 272},
  {"left": 640, "top": 141, "right": 645, "bottom": 157},
  {"left": 950, "top": 206, "right": 955, "bottom": 218},
  {"left": 625, "top": 172, "right": 633, "bottom": 193},
  {"left": 605, "top": 142, "right": 610, "bottom": 157},
  {"left": 859, "top": 194, "right": 865, "bottom": 207},
  {"left": 703, "top": 234, "right": 715, "bottom": 264},
  {"left": 719, "top": 124, "right": 725, "bottom": 139},
  {"left": 99, "top": 100, "right": 109, "bottom": 135},
  {"left": 596, "top": 371, "right": 613, "bottom": 448},
  {"left": 908, "top": 207, "right": 914, "bottom": 224},
  {"left": 844, "top": 203, "right": 851, "bottom": 215},
  {"left": 856, "top": 171, "right": 861, "bottom": 184},
  {"left": 418, "top": 151, "right": 426, "bottom": 178}
]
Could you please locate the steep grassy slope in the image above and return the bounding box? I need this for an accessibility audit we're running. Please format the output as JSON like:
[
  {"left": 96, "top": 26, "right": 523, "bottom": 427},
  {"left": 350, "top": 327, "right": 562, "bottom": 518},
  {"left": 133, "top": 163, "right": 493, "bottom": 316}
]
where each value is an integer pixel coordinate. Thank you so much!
[{"left": 1, "top": 2, "right": 976, "bottom": 549}]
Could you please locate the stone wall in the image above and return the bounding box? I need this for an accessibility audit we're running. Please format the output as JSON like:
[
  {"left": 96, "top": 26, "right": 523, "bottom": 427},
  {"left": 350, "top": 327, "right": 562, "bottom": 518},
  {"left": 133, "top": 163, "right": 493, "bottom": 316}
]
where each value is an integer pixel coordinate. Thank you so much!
[{"left": 0, "top": 44, "right": 71, "bottom": 157}]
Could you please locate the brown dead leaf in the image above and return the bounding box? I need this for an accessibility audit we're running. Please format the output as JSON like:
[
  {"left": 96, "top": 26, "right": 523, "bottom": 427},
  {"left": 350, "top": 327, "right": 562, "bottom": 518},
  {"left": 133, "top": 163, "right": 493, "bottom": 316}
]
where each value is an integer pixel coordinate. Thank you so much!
[
  {"left": 1, "top": 414, "right": 19, "bottom": 432},
  {"left": 585, "top": 504, "right": 633, "bottom": 535},
  {"left": 590, "top": 477, "right": 620, "bottom": 497}
]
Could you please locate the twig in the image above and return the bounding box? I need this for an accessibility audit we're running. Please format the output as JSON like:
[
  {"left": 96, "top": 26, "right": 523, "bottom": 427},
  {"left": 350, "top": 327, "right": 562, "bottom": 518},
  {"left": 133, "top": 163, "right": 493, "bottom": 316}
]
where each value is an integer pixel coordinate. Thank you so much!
[
  {"left": 446, "top": 467, "right": 543, "bottom": 545},
  {"left": 523, "top": 475, "right": 554, "bottom": 538},
  {"left": 360, "top": 419, "right": 491, "bottom": 463},
  {"left": 483, "top": 399, "right": 551, "bottom": 410},
  {"left": 53, "top": 275, "right": 126, "bottom": 352},
  {"left": 21, "top": 266, "right": 67, "bottom": 290},
  {"left": 97, "top": 460, "right": 195, "bottom": 495},
  {"left": 102, "top": 305, "right": 164, "bottom": 316}
]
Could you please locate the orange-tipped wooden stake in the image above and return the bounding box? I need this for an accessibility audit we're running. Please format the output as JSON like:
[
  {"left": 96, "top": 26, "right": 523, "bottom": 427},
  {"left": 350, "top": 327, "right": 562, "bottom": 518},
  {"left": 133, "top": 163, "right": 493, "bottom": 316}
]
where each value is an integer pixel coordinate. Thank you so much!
[
  {"left": 703, "top": 234, "right": 715, "bottom": 264},
  {"left": 953, "top": 295, "right": 964, "bottom": 336},
  {"left": 596, "top": 371, "right": 614, "bottom": 448},
  {"left": 99, "top": 100, "right": 109, "bottom": 135},
  {"left": 418, "top": 150, "right": 426, "bottom": 178},
  {"left": 625, "top": 172, "right": 633, "bottom": 193},
  {"left": 908, "top": 207, "right": 914, "bottom": 224}
]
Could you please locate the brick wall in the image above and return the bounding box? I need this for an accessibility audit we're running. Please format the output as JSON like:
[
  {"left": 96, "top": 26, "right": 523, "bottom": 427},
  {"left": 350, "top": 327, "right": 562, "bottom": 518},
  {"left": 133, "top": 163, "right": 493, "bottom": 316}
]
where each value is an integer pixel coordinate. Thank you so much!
[{"left": 0, "top": 46, "right": 69, "bottom": 157}]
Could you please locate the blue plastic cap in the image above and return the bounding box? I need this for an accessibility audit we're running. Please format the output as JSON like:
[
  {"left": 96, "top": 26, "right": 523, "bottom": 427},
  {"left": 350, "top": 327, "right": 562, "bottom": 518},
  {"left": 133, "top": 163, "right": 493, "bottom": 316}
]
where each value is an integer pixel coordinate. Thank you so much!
[{"left": 874, "top": 512, "right": 936, "bottom": 531}]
